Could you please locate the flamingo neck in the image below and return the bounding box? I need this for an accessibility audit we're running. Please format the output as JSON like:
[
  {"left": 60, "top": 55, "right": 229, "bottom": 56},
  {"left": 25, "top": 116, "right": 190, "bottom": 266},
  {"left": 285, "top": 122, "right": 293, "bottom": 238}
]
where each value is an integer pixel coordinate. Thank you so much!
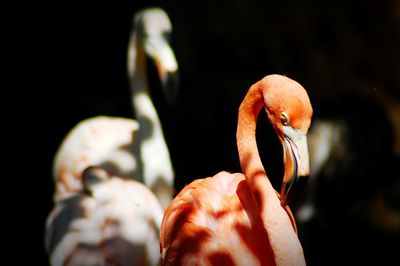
[
  {"left": 128, "top": 33, "right": 151, "bottom": 108},
  {"left": 236, "top": 82, "right": 273, "bottom": 210},
  {"left": 127, "top": 33, "right": 173, "bottom": 209},
  {"left": 236, "top": 80, "right": 305, "bottom": 265},
  {"left": 237, "top": 83, "right": 266, "bottom": 178}
]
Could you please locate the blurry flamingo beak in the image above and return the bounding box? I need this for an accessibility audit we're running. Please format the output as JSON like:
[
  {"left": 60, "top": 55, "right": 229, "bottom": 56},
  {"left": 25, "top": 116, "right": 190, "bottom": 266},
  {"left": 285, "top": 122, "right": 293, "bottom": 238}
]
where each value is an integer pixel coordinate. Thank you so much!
[
  {"left": 280, "top": 126, "right": 310, "bottom": 205},
  {"left": 144, "top": 36, "right": 179, "bottom": 104}
]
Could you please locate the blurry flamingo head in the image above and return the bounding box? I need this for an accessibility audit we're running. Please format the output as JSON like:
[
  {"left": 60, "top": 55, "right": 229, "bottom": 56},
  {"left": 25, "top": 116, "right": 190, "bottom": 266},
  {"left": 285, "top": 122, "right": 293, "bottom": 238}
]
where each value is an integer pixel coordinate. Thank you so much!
[
  {"left": 129, "top": 7, "right": 179, "bottom": 104},
  {"left": 261, "top": 75, "right": 313, "bottom": 204},
  {"left": 82, "top": 166, "right": 110, "bottom": 194}
]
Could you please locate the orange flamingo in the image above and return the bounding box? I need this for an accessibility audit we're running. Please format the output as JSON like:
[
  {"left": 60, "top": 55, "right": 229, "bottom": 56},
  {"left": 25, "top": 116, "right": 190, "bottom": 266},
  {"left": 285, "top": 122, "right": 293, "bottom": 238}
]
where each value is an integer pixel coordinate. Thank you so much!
[{"left": 160, "top": 74, "right": 312, "bottom": 265}]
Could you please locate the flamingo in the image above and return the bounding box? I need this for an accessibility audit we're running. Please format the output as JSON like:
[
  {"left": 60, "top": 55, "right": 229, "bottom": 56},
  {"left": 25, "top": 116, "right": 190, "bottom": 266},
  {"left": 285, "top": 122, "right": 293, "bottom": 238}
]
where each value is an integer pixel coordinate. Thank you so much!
[
  {"left": 293, "top": 93, "right": 400, "bottom": 264},
  {"left": 52, "top": 7, "right": 177, "bottom": 209},
  {"left": 160, "top": 74, "right": 312, "bottom": 265},
  {"left": 46, "top": 166, "right": 164, "bottom": 266},
  {"left": 45, "top": 7, "right": 177, "bottom": 265}
]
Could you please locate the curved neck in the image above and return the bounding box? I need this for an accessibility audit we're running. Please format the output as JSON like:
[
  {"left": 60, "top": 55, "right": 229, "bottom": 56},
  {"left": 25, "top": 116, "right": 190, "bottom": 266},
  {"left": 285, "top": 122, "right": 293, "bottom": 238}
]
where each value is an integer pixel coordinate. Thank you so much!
[
  {"left": 236, "top": 82, "right": 275, "bottom": 213},
  {"left": 237, "top": 83, "right": 266, "bottom": 179},
  {"left": 127, "top": 33, "right": 173, "bottom": 209},
  {"left": 128, "top": 33, "right": 153, "bottom": 113}
]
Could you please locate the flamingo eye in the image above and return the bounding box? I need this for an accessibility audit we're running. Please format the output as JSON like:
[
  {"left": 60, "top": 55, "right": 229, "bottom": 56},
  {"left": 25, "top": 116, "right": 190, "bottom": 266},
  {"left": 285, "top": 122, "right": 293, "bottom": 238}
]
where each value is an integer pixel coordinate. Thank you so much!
[{"left": 280, "top": 112, "right": 289, "bottom": 125}]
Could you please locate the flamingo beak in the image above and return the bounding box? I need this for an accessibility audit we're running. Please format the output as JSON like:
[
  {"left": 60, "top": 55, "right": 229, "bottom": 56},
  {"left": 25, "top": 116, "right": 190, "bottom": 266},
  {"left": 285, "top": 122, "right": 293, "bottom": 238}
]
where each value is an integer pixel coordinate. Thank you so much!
[
  {"left": 280, "top": 126, "right": 310, "bottom": 205},
  {"left": 144, "top": 36, "right": 179, "bottom": 104}
]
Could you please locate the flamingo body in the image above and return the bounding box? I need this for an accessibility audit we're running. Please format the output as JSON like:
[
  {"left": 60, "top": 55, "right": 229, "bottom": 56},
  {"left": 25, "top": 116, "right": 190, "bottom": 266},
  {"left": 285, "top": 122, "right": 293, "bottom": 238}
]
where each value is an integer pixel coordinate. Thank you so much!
[
  {"left": 161, "top": 172, "right": 270, "bottom": 265},
  {"left": 46, "top": 168, "right": 163, "bottom": 266},
  {"left": 161, "top": 171, "right": 302, "bottom": 266},
  {"left": 53, "top": 116, "right": 139, "bottom": 201}
]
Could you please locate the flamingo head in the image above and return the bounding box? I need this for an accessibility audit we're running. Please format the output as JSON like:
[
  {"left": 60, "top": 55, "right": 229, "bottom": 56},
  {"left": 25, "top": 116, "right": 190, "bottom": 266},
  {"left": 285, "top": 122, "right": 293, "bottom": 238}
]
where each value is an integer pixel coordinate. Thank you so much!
[
  {"left": 82, "top": 166, "right": 110, "bottom": 195},
  {"left": 134, "top": 7, "right": 179, "bottom": 104},
  {"left": 262, "top": 75, "right": 313, "bottom": 205}
]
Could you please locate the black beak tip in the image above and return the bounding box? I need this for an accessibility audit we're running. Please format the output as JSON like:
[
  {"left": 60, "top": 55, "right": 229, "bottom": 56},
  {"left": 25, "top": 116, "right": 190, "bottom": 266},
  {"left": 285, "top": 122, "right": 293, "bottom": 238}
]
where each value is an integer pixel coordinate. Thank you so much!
[
  {"left": 162, "top": 71, "right": 179, "bottom": 105},
  {"left": 282, "top": 175, "right": 310, "bottom": 206}
]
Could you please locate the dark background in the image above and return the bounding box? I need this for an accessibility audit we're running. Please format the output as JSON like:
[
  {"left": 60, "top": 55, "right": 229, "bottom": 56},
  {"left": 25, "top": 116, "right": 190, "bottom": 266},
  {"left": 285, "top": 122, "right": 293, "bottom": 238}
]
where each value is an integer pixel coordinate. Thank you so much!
[{"left": 22, "top": 0, "right": 400, "bottom": 265}]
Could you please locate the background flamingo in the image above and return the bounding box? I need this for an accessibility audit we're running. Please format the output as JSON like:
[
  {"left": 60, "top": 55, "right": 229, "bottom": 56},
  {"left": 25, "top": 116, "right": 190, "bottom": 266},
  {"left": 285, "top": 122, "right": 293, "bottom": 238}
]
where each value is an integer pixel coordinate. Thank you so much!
[
  {"left": 160, "top": 74, "right": 313, "bottom": 265},
  {"left": 294, "top": 93, "right": 400, "bottom": 265},
  {"left": 46, "top": 166, "right": 163, "bottom": 265},
  {"left": 45, "top": 7, "right": 177, "bottom": 265},
  {"left": 52, "top": 7, "right": 177, "bottom": 208}
]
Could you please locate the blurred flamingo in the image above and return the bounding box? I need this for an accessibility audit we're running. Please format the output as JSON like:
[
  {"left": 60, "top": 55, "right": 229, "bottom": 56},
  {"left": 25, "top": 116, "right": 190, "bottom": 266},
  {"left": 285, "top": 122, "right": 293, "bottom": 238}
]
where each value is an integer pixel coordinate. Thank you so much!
[
  {"left": 46, "top": 7, "right": 177, "bottom": 266},
  {"left": 46, "top": 166, "right": 164, "bottom": 266},
  {"left": 52, "top": 7, "right": 178, "bottom": 209},
  {"left": 160, "top": 74, "right": 312, "bottom": 265},
  {"left": 294, "top": 93, "right": 400, "bottom": 265}
]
